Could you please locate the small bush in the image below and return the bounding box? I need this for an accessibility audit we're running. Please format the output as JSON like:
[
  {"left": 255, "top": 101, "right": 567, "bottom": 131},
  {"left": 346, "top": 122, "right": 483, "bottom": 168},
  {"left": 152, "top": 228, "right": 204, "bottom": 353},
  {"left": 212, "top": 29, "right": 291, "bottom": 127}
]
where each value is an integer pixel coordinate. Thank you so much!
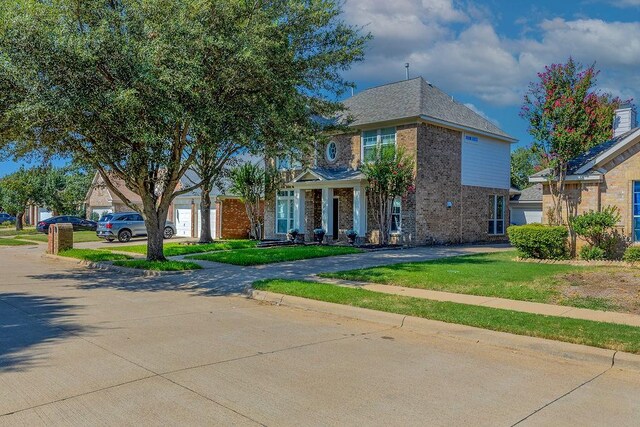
[
  {"left": 623, "top": 246, "right": 640, "bottom": 263},
  {"left": 579, "top": 245, "right": 606, "bottom": 261},
  {"left": 507, "top": 224, "right": 569, "bottom": 260},
  {"left": 570, "top": 206, "right": 624, "bottom": 259}
]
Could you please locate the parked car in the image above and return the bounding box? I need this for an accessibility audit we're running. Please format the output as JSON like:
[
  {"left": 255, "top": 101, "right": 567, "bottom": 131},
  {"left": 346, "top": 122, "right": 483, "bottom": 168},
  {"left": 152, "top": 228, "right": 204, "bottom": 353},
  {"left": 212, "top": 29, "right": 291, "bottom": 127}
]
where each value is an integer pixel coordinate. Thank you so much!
[
  {"left": 37, "top": 216, "right": 98, "bottom": 234},
  {"left": 96, "top": 212, "right": 176, "bottom": 243},
  {"left": 0, "top": 213, "right": 16, "bottom": 224}
]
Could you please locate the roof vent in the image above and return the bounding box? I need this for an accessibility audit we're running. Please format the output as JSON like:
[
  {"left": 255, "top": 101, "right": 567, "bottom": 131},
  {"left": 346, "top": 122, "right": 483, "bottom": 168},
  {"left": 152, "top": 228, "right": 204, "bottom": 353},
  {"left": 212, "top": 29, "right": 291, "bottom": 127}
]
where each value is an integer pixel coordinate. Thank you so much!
[{"left": 613, "top": 103, "right": 637, "bottom": 137}]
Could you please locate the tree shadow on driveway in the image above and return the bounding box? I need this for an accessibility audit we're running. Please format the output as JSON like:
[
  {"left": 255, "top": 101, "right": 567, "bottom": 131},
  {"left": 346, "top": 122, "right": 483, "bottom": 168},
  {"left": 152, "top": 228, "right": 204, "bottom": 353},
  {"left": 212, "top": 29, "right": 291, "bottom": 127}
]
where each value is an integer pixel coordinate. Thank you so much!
[{"left": 0, "top": 292, "right": 89, "bottom": 372}]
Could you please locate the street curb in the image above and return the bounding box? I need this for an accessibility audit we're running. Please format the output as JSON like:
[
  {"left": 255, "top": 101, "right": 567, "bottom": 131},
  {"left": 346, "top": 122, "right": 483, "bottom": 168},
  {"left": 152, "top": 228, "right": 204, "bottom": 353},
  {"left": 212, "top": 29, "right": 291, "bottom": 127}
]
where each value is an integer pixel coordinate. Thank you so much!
[
  {"left": 42, "top": 253, "right": 195, "bottom": 277},
  {"left": 248, "top": 289, "right": 640, "bottom": 373}
]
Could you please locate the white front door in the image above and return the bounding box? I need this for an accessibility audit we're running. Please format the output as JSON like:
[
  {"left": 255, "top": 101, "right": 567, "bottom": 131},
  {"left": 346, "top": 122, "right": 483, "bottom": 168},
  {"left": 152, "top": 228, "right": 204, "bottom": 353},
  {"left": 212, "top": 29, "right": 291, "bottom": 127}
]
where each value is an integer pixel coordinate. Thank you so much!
[{"left": 175, "top": 208, "right": 192, "bottom": 237}]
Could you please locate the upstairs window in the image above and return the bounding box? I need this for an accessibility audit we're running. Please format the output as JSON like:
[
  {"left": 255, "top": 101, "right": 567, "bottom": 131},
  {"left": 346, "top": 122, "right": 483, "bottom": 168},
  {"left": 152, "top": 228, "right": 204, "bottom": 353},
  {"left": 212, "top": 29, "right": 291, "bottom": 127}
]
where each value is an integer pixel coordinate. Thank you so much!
[
  {"left": 276, "top": 156, "right": 302, "bottom": 171},
  {"left": 362, "top": 127, "right": 396, "bottom": 162},
  {"left": 488, "top": 195, "right": 505, "bottom": 235}
]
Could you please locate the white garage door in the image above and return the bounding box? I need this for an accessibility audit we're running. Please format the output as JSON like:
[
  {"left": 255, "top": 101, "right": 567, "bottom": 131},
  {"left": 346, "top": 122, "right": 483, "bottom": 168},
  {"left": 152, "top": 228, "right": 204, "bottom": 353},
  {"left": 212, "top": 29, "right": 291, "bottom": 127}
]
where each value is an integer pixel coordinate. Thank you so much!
[
  {"left": 510, "top": 207, "right": 543, "bottom": 225},
  {"left": 175, "top": 208, "right": 192, "bottom": 237},
  {"left": 197, "top": 208, "right": 217, "bottom": 239},
  {"left": 39, "top": 210, "right": 52, "bottom": 221}
]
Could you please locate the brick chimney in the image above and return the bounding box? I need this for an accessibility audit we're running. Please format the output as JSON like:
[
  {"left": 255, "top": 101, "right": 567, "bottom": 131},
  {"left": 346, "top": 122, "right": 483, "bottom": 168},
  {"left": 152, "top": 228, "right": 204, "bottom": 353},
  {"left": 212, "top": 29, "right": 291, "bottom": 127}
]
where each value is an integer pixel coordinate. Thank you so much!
[{"left": 613, "top": 103, "right": 637, "bottom": 137}]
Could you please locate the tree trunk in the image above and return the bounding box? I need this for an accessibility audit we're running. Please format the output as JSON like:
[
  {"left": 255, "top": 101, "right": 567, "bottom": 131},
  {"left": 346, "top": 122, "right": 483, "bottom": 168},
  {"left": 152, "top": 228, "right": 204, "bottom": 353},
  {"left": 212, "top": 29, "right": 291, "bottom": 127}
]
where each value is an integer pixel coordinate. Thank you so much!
[
  {"left": 199, "top": 181, "right": 213, "bottom": 243},
  {"left": 144, "top": 206, "right": 169, "bottom": 262},
  {"left": 15, "top": 212, "right": 24, "bottom": 231}
]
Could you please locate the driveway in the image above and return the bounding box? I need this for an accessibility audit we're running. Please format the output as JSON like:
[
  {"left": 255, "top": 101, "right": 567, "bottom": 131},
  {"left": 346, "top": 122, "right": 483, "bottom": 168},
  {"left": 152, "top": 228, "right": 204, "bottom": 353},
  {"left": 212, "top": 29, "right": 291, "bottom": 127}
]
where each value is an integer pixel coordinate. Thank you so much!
[{"left": 1, "top": 245, "right": 639, "bottom": 425}]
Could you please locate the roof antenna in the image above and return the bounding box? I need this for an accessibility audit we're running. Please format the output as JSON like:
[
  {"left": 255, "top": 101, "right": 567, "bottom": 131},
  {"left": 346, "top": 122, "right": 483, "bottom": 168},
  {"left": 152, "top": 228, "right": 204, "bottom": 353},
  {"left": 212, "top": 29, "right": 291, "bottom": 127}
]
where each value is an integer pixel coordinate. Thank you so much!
[
  {"left": 405, "top": 63, "right": 410, "bottom": 80},
  {"left": 351, "top": 86, "right": 354, "bottom": 97}
]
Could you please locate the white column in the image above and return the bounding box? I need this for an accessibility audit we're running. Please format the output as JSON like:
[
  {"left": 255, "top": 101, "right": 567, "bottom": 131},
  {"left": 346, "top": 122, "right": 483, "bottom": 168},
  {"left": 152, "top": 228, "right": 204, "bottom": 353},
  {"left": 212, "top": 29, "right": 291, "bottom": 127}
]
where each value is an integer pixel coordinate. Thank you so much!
[
  {"left": 293, "top": 189, "right": 305, "bottom": 231},
  {"left": 321, "top": 187, "right": 333, "bottom": 235},
  {"left": 353, "top": 184, "right": 367, "bottom": 236}
]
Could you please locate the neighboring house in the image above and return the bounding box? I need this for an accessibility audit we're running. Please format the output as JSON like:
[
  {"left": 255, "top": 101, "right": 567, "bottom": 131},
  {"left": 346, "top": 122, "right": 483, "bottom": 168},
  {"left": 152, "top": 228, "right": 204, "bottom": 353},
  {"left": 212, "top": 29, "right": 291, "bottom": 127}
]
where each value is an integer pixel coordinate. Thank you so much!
[
  {"left": 509, "top": 184, "right": 543, "bottom": 225},
  {"left": 530, "top": 104, "right": 640, "bottom": 240},
  {"left": 264, "top": 77, "right": 517, "bottom": 244},
  {"left": 85, "top": 170, "right": 256, "bottom": 239}
]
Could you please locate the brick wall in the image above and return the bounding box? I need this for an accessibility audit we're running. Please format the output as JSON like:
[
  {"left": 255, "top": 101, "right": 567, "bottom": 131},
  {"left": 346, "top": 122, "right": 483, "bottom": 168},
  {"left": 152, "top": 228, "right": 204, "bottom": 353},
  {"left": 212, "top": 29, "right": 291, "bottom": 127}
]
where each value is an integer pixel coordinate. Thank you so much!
[
  {"left": 316, "top": 133, "right": 361, "bottom": 170},
  {"left": 219, "top": 198, "right": 260, "bottom": 239}
]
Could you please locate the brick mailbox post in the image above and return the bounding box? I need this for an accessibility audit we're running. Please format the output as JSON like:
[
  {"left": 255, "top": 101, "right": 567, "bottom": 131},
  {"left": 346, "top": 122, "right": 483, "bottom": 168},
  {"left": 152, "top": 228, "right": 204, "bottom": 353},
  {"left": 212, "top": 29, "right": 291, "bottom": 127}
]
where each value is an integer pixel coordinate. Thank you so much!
[{"left": 47, "top": 223, "right": 74, "bottom": 254}]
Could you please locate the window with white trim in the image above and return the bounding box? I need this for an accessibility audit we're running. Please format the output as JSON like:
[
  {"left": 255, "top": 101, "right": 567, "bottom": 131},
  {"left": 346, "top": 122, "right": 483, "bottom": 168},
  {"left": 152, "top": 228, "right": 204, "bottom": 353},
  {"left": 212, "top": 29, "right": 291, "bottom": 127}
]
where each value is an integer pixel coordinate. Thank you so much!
[
  {"left": 488, "top": 195, "right": 505, "bottom": 235},
  {"left": 326, "top": 141, "right": 337, "bottom": 162},
  {"left": 362, "top": 127, "right": 396, "bottom": 162},
  {"left": 275, "top": 190, "right": 295, "bottom": 234},
  {"left": 391, "top": 197, "right": 401, "bottom": 233}
]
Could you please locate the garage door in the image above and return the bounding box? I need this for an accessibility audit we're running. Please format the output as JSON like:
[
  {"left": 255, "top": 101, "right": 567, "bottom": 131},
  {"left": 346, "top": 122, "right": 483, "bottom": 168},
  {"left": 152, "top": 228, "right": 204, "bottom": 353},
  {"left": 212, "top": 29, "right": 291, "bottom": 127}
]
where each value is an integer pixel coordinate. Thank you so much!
[
  {"left": 175, "top": 208, "right": 192, "bottom": 237},
  {"left": 197, "top": 208, "right": 217, "bottom": 239},
  {"left": 510, "top": 207, "right": 542, "bottom": 225}
]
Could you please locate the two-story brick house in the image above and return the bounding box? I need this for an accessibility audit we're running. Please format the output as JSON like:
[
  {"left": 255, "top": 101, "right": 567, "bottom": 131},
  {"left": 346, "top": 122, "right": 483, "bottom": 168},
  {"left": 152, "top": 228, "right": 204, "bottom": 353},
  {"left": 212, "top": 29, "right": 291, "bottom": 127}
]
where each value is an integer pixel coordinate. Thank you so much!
[{"left": 264, "top": 77, "right": 517, "bottom": 244}]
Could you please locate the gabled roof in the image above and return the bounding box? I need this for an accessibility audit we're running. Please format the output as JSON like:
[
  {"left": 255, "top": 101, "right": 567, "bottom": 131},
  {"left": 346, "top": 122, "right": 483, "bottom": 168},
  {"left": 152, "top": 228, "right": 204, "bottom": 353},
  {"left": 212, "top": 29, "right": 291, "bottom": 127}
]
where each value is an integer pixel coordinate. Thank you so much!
[
  {"left": 291, "top": 167, "right": 364, "bottom": 183},
  {"left": 530, "top": 127, "right": 640, "bottom": 182},
  {"left": 342, "top": 77, "right": 516, "bottom": 142}
]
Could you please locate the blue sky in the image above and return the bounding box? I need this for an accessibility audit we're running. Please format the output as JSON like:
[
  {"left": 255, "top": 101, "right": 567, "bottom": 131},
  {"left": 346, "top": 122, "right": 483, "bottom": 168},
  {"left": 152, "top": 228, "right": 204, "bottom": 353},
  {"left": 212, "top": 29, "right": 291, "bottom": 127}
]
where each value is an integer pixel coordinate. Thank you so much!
[{"left": 2, "top": 0, "right": 639, "bottom": 177}]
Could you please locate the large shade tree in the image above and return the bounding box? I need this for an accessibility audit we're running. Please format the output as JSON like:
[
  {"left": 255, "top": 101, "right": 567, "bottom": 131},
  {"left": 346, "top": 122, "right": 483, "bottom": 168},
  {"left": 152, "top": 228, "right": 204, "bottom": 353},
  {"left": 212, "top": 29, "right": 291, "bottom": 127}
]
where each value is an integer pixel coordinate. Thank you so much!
[
  {"left": 520, "top": 58, "right": 622, "bottom": 225},
  {"left": 0, "top": 0, "right": 369, "bottom": 260},
  {"left": 0, "top": 167, "right": 43, "bottom": 230}
]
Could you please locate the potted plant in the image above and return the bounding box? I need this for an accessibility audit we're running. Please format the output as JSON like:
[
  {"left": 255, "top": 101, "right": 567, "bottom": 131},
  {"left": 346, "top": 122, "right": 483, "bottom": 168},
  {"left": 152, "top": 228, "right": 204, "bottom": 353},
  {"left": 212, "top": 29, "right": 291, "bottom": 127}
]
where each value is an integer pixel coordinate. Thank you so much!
[
  {"left": 313, "top": 227, "right": 326, "bottom": 243},
  {"left": 345, "top": 229, "right": 358, "bottom": 244},
  {"left": 287, "top": 228, "right": 299, "bottom": 243}
]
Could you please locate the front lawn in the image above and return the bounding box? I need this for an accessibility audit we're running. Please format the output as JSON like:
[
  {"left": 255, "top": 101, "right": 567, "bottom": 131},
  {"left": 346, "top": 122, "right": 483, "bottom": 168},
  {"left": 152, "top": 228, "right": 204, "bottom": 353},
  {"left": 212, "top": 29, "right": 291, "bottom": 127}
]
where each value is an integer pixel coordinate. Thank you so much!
[
  {"left": 188, "top": 245, "right": 362, "bottom": 266},
  {"left": 253, "top": 279, "right": 640, "bottom": 354},
  {"left": 320, "top": 251, "right": 623, "bottom": 311},
  {"left": 111, "top": 240, "right": 256, "bottom": 256},
  {"left": 17, "top": 230, "right": 101, "bottom": 243},
  {"left": 0, "top": 238, "right": 36, "bottom": 246},
  {"left": 58, "top": 248, "right": 133, "bottom": 262},
  {"left": 0, "top": 227, "right": 38, "bottom": 237},
  {"left": 112, "top": 259, "right": 202, "bottom": 271}
]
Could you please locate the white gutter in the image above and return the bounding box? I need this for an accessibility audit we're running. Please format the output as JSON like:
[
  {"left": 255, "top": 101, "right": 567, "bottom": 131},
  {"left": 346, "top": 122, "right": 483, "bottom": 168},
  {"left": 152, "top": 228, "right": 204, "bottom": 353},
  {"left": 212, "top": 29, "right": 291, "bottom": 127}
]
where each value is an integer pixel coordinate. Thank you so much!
[{"left": 529, "top": 174, "right": 603, "bottom": 183}]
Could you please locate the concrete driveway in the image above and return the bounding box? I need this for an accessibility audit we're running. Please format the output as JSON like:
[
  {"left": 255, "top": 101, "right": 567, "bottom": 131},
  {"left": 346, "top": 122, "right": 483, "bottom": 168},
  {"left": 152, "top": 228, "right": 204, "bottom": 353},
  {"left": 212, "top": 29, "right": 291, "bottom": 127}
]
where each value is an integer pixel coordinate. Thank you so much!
[{"left": 1, "top": 245, "right": 639, "bottom": 426}]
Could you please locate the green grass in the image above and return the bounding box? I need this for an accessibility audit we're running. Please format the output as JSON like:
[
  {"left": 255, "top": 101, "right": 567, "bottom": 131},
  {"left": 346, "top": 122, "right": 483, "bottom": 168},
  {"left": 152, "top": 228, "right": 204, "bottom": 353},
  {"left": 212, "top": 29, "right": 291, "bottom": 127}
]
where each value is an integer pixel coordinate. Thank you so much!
[
  {"left": 321, "top": 251, "right": 590, "bottom": 304},
  {"left": 112, "top": 259, "right": 202, "bottom": 271},
  {"left": 112, "top": 240, "right": 257, "bottom": 256},
  {"left": 188, "top": 245, "right": 363, "bottom": 266},
  {"left": 17, "top": 230, "right": 101, "bottom": 243},
  {"left": 0, "top": 227, "right": 38, "bottom": 237},
  {"left": 253, "top": 279, "right": 640, "bottom": 354},
  {"left": 0, "top": 238, "right": 36, "bottom": 246},
  {"left": 58, "top": 248, "right": 133, "bottom": 262}
]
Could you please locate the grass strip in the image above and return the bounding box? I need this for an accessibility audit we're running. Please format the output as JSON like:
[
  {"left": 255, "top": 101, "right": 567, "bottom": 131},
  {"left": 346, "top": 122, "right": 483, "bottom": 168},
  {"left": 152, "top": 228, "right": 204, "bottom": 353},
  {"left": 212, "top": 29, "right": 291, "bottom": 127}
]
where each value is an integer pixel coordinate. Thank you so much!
[
  {"left": 112, "top": 240, "right": 257, "bottom": 256},
  {"left": 188, "top": 245, "right": 362, "bottom": 266},
  {"left": 112, "top": 259, "right": 202, "bottom": 271},
  {"left": 0, "top": 228, "right": 38, "bottom": 237},
  {"left": 58, "top": 248, "right": 133, "bottom": 262},
  {"left": 253, "top": 279, "right": 640, "bottom": 354},
  {"left": 0, "top": 238, "right": 36, "bottom": 246}
]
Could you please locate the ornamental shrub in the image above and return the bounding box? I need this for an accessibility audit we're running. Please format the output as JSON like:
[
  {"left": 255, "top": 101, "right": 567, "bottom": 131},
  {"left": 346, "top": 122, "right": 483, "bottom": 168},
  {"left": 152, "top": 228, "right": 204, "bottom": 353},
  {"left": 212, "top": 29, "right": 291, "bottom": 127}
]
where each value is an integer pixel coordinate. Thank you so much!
[
  {"left": 623, "top": 246, "right": 640, "bottom": 263},
  {"left": 579, "top": 245, "right": 606, "bottom": 261},
  {"left": 570, "top": 206, "right": 624, "bottom": 259},
  {"left": 507, "top": 224, "right": 569, "bottom": 260}
]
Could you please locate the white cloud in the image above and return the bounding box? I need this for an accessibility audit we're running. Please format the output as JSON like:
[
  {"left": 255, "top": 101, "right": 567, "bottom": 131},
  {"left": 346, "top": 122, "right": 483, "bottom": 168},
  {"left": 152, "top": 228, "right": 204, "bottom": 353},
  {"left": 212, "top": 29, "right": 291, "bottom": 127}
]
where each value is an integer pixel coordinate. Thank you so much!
[
  {"left": 343, "top": 0, "right": 640, "bottom": 107},
  {"left": 464, "top": 103, "right": 500, "bottom": 126}
]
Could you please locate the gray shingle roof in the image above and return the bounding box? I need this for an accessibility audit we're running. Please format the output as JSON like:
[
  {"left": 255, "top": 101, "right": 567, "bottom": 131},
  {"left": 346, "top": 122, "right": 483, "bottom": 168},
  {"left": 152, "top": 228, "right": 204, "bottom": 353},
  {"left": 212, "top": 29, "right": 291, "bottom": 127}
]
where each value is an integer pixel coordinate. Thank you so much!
[
  {"left": 312, "top": 167, "right": 364, "bottom": 181},
  {"left": 510, "top": 183, "right": 542, "bottom": 202},
  {"left": 530, "top": 127, "right": 639, "bottom": 180},
  {"left": 342, "top": 77, "right": 514, "bottom": 140}
]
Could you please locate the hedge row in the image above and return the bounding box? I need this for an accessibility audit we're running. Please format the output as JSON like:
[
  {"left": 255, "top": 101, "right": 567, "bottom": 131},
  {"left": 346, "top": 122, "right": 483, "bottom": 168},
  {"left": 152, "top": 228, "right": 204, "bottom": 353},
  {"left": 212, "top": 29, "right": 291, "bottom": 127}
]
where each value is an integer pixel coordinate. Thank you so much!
[{"left": 507, "top": 224, "right": 568, "bottom": 260}]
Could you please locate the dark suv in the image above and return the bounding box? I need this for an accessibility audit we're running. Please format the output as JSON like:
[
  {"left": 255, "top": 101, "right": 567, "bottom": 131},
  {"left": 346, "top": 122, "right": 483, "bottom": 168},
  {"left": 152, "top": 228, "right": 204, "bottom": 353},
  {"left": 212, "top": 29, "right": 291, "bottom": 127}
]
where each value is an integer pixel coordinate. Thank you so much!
[{"left": 96, "top": 212, "right": 176, "bottom": 243}]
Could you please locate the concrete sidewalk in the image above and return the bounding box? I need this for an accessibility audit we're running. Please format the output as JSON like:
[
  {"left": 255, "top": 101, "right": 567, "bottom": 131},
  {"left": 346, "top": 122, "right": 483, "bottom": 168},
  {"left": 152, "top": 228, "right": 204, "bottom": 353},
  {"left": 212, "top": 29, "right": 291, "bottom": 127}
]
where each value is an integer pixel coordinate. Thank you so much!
[{"left": 313, "top": 278, "right": 640, "bottom": 327}]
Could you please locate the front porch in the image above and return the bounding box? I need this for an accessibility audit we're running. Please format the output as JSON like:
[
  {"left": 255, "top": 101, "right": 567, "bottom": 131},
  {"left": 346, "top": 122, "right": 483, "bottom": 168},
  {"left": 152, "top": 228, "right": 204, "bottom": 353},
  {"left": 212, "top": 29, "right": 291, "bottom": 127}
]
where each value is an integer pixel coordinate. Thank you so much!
[{"left": 275, "top": 168, "right": 368, "bottom": 243}]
